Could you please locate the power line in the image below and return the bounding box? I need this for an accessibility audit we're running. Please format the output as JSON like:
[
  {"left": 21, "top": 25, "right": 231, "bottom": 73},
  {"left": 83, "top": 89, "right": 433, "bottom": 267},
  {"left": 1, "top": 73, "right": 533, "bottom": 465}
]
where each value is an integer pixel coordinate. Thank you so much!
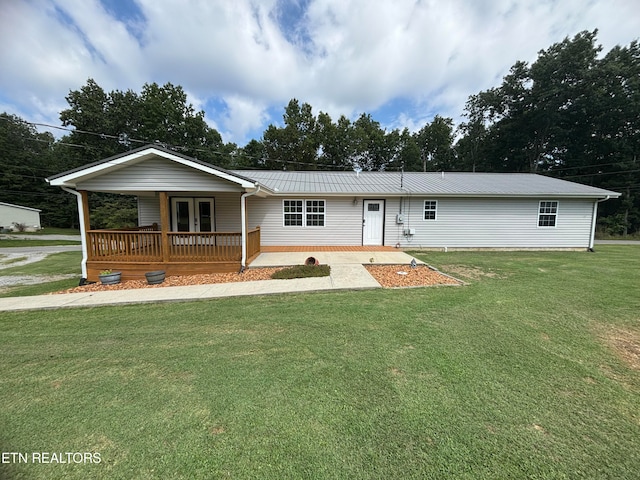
[
  {"left": 4, "top": 115, "right": 640, "bottom": 177},
  {"left": 560, "top": 169, "right": 640, "bottom": 179},
  {"left": 546, "top": 160, "right": 637, "bottom": 172}
]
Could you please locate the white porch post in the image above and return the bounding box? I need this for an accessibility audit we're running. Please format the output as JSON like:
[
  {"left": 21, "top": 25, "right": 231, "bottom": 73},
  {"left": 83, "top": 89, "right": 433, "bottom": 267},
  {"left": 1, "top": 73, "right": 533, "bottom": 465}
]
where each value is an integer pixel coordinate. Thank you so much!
[
  {"left": 240, "top": 187, "right": 260, "bottom": 269},
  {"left": 62, "top": 187, "right": 89, "bottom": 279}
]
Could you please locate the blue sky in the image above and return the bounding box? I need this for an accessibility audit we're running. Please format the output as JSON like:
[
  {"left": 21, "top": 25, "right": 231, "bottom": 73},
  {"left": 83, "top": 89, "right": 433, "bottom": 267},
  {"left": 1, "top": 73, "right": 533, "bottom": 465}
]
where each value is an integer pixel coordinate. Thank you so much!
[{"left": 1, "top": 0, "right": 639, "bottom": 146}]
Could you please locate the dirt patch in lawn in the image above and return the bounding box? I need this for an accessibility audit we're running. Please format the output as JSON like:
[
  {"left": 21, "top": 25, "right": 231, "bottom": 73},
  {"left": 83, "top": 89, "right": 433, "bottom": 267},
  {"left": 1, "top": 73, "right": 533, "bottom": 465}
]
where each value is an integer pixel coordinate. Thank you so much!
[
  {"left": 365, "top": 264, "right": 462, "bottom": 288},
  {"left": 436, "top": 264, "right": 506, "bottom": 281},
  {"left": 604, "top": 327, "right": 640, "bottom": 371}
]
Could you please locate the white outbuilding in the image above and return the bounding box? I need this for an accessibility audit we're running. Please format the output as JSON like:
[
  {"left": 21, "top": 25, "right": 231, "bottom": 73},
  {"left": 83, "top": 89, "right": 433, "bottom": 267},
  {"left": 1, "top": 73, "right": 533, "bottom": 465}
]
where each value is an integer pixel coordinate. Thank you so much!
[{"left": 0, "top": 202, "right": 42, "bottom": 232}]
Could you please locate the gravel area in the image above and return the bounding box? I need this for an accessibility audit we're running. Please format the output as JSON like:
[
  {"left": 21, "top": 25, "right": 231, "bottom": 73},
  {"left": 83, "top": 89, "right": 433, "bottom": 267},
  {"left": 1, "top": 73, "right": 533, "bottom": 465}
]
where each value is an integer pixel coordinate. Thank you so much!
[{"left": 53, "top": 264, "right": 461, "bottom": 294}]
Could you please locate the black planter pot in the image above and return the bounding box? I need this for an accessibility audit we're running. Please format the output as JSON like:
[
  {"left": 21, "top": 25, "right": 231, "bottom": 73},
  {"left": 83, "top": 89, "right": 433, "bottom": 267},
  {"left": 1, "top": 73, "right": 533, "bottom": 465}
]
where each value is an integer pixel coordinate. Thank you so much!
[{"left": 145, "top": 270, "right": 166, "bottom": 285}]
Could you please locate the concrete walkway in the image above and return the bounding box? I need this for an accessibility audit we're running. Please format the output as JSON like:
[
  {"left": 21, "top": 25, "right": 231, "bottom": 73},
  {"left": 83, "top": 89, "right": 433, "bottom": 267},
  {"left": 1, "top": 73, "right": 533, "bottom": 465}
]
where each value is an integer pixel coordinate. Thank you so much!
[{"left": 0, "top": 251, "right": 421, "bottom": 312}]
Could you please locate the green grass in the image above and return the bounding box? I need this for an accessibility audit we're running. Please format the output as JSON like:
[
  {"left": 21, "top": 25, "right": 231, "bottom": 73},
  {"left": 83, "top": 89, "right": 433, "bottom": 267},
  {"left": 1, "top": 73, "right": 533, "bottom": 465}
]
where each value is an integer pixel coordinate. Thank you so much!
[
  {"left": 271, "top": 264, "right": 331, "bottom": 279},
  {"left": 0, "top": 255, "right": 28, "bottom": 265},
  {"left": 0, "top": 239, "right": 81, "bottom": 247},
  {"left": 0, "top": 278, "right": 80, "bottom": 298},
  {"left": 6, "top": 227, "right": 81, "bottom": 236},
  {"left": 0, "top": 251, "right": 81, "bottom": 276},
  {"left": 1, "top": 246, "right": 639, "bottom": 479},
  {"left": 0, "top": 251, "right": 82, "bottom": 297}
]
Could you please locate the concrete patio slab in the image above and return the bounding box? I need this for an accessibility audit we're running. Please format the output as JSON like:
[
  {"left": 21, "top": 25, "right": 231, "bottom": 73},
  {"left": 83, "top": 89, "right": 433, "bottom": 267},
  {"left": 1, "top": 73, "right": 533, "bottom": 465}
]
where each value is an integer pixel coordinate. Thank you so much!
[{"left": 249, "top": 250, "right": 422, "bottom": 267}]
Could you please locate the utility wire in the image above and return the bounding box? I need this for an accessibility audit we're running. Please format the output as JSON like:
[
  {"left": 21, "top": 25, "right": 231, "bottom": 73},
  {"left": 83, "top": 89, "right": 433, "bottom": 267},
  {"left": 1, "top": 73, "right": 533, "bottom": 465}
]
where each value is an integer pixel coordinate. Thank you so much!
[{"left": 4, "top": 115, "right": 640, "bottom": 178}]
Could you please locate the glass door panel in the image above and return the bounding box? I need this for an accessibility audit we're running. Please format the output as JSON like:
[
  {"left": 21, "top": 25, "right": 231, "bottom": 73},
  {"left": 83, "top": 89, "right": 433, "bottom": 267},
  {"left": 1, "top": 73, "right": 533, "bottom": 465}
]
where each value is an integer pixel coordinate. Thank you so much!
[
  {"left": 175, "top": 201, "right": 191, "bottom": 232},
  {"left": 197, "top": 200, "right": 213, "bottom": 232}
]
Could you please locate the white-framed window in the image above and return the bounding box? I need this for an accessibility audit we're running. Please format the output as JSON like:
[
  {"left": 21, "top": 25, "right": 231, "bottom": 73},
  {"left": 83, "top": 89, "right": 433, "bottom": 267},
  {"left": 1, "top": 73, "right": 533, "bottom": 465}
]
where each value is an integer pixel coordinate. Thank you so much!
[
  {"left": 283, "top": 199, "right": 326, "bottom": 227},
  {"left": 538, "top": 201, "right": 558, "bottom": 227},
  {"left": 305, "top": 200, "right": 326, "bottom": 227},
  {"left": 424, "top": 200, "right": 438, "bottom": 220},
  {"left": 283, "top": 200, "right": 303, "bottom": 226}
]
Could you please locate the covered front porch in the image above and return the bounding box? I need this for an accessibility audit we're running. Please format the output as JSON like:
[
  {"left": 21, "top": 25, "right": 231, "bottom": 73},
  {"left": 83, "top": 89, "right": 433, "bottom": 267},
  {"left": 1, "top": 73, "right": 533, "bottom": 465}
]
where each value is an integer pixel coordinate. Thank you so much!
[
  {"left": 85, "top": 225, "right": 261, "bottom": 281},
  {"left": 45, "top": 146, "right": 268, "bottom": 281},
  {"left": 77, "top": 188, "right": 262, "bottom": 281}
]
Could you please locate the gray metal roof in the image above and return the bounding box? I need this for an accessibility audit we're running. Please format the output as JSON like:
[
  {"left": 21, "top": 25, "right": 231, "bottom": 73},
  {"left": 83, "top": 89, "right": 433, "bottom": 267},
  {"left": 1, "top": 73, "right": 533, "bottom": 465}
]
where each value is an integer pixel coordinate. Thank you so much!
[
  {"left": 232, "top": 171, "right": 620, "bottom": 198},
  {"left": 45, "top": 144, "right": 619, "bottom": 199}
]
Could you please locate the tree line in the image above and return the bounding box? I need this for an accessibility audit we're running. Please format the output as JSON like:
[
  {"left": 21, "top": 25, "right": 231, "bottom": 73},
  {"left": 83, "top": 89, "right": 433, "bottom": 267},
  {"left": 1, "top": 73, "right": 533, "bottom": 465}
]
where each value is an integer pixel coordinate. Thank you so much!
[{"left": 1, "top": 30, "right": 638, "bottom": 234}]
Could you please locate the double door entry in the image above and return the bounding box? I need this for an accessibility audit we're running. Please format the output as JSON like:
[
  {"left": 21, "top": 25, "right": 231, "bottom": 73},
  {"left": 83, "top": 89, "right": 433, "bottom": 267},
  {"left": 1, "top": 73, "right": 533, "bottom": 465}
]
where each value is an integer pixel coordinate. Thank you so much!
[{"left": 171, "top": 197, "right": 214, "bottom": 232}]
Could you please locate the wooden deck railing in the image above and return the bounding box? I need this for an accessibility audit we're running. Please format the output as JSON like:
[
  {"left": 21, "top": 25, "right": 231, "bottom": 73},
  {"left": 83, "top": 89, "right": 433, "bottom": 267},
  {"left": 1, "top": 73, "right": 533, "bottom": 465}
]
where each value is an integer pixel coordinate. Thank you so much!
[
  {"left": 88, "top": 230, "right": 163, "bottom": 262},
  {"left": 87, "top": 227, "right": 260, "bottom": 263},
  {"left": 247, "top": 226, "right": 260, "bottom": 259},
  {"left": 168, "top": 232, "right": 242, "bottom": 261}
]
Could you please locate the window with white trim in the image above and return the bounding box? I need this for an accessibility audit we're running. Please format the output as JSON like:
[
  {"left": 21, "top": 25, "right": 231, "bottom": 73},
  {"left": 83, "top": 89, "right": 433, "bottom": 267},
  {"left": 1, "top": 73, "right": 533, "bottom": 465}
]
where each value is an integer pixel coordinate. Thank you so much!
[
  {"left": 283, "top": 200, "right": 303, "bottom": 226},
  {"left": 305, "top": 200, "right": 325, "bottom": 226},
  {"left": 283, "top": 199, "right": 326, "bottom": 227},
  {"left": 538, "top": 201, "right": 558, "bottom": 227},
  {"left": 424, "top": 200, "right": 437, "bottom": 220}
]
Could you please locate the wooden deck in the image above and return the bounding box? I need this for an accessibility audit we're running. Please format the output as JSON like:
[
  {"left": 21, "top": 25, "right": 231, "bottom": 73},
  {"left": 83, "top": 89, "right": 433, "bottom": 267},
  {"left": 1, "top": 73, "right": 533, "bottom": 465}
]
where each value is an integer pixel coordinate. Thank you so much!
[{"left": 85, "top": 227, "right": 261, "bottom": 281}]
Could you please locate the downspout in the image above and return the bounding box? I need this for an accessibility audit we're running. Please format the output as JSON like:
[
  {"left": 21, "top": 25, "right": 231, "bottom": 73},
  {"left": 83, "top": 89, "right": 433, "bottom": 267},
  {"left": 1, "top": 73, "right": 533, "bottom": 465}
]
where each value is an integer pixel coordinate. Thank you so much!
[
  {"left": 589, "top": 195, "right": 610, "bottom": 251},
  {"left": 240, "top": 186, "right": 261, "bottom": 271},
  {"left": 61, "top": 187, "right": 89, "bottom": 280}
]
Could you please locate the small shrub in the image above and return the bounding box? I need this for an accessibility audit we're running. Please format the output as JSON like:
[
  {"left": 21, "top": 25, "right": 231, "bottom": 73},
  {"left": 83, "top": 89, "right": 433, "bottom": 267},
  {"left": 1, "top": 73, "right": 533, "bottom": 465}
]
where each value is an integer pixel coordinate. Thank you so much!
[{"left": 271, "top": 264, "right": 330, "bottom": 280}]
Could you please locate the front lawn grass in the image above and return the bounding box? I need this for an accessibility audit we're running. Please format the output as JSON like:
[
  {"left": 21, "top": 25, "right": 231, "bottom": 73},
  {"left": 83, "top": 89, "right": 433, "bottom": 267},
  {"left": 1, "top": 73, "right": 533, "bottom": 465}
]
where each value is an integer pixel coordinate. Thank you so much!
[
  {"left": 1, "top": 246, "right": 639, "bottom": 479},
  {"left": 0, "top": 251, "right": 82, "bottom": 297},
  {"left": 0, "top": 278, "right": 80, "bottom": 298},
  {"left": 0, "top": 251, "right": 81, "bottom": 277},
  {"left": 0, "top": 239, "right": 81, "bottom": 247},
  {"left": 6, "top": 227, "right": 81, "bottom": 236}
]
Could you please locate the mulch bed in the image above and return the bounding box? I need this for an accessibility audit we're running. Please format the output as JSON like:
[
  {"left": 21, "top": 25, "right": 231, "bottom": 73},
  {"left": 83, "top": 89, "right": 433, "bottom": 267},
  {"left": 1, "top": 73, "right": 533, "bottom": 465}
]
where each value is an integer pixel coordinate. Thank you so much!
[
  {"left": 52, "top": 264, "right": 461, "bottom": 294},
  {"left": 365, "top": 264, "right": 462, "bottom": 288}
]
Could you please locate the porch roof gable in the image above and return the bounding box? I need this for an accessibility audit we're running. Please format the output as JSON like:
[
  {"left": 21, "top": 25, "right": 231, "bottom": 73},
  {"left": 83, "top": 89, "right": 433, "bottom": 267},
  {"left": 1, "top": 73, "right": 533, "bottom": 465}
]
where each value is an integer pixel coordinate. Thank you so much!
[{"left": 46, "top": 145, "right": 258, "bottom": 190}]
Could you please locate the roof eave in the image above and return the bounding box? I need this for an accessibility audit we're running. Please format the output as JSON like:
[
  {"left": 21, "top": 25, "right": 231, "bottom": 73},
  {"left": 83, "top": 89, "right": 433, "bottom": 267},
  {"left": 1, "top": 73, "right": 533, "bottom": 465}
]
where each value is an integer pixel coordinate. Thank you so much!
[{"left": 262, "top": 191, "right": 621, "bottom": 198}]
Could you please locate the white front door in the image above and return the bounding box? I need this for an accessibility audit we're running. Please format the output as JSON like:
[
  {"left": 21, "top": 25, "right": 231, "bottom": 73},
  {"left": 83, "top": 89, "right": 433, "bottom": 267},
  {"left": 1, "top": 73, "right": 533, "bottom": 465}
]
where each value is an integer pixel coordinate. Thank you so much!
[
  {"left": 171, "top": 197, "right": 214, "bottom": 232},
  {"left": 363, "top": 200, "right": 384, "bottom": 246}
]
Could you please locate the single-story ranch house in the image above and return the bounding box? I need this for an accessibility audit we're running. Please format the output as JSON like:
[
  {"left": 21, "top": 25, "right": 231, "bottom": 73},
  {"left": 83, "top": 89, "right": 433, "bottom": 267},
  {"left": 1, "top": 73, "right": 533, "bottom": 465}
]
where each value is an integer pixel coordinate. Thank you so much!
[
  {"left": 47, "top": 145, "right": 620, "bottom": 282},
  {"left": 0, "top": 202, "right": 42, "bottom": 232}
]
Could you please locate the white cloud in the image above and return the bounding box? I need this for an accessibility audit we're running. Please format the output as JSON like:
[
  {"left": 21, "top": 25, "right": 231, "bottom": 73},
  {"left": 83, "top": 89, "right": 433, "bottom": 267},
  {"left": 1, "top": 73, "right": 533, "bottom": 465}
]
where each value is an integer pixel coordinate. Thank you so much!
[
  {"left": 0, "top": 0, "right": 638, "bottom": 145},
  {"left": 218, "top": 96, "right": 271, "bottom": 143}
]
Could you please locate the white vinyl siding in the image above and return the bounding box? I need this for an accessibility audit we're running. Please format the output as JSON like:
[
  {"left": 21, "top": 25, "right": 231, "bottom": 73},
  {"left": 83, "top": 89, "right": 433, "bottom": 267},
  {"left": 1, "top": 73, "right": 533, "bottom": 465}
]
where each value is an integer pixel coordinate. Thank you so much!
[
  {"left": 77, "top": 157, "right": 244, "bottom": 193},
  {"left": 142, "top": 194, "right": 595, "bottom": 248},
  {"left": 214, "top": 193, "right": 242, "bottom": 231},
  {"left": 136, "top": 192, "right": 241, "bottom": 231},
  {"left": 249, "top": 197, "right": 361, "bottom": 246},
  {"left": 387, "top": 197, "right": 595, "bottom": 249},
  {"left": 137, "top": 195, "right": 160, "bottom": 226}
]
